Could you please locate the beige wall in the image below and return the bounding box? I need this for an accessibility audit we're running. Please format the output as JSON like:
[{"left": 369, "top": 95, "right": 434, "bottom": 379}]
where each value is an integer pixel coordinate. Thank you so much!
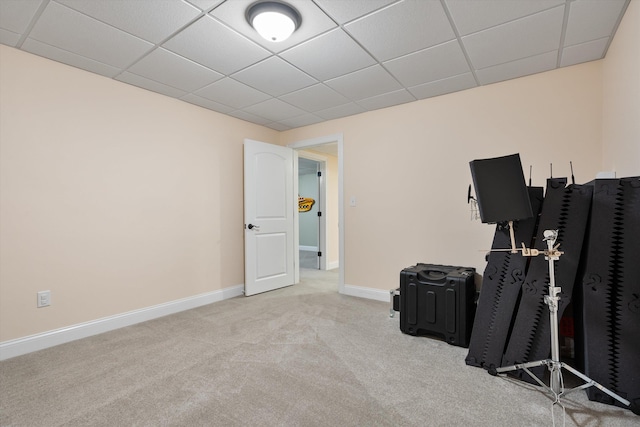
[
  {"left": 281, "top": 62, "right": 604, "bottom": 291},
  {"left": 3, "top": 6, "right": 637, "bottom": 343},
  {"left": 0, "top": 46, "right": 276, "bottom": 341},
  {"left": 602, "top": 0, "right": 640, "bottom": 177}
]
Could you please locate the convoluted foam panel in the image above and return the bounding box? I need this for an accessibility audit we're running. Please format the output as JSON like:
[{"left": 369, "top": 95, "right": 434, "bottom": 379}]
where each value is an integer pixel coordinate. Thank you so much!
[{"left": 465, "top": 187, "right": 543, "bottom": 370}]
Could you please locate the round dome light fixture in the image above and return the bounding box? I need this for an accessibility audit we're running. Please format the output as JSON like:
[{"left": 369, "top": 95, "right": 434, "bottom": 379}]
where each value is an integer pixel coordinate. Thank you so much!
[{"left": 247, "top": 1, "right": 301, "bottom": 42}]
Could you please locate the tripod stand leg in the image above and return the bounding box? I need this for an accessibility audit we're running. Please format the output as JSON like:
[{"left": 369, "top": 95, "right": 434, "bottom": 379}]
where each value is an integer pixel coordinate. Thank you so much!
[
  {"left": 560, "top": 362, "right": 631, "bottom": 406},
  {"left": 495, "top": 359, "right": 548, "bottom": 375},
  {"left": 493, "top": 360, "right": 550, "bottom": 389}
]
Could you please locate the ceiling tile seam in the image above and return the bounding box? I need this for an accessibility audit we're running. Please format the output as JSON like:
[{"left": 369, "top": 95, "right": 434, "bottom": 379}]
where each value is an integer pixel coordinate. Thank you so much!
[
  {"left": 310, "top": 3, "right": 437, "bottom": 90},
  {"left": 189, "top": 0, "right": 224, "bottom": 14},
  {"left": 25, "top": 1, "right": 206, "bottom": 80},
  {"left": 188, "top": 15, "right": 306, "bottom": 81},
  {"left": 310, "top": 0, "right": 402, "bottom": 26},
  {"left": 351, "top": 88, "right": 414, "bottom": 108},
  {"left": 406, "top": 70, "right": 476, "bottom": 92},
  {"left": 121, "top": 67, "right": 220, "bottom": 96},
  {"left": 272, "top": 40, "right": 382, "bottom": 91},
  {"left": 308, "top": 0, "right": 407, "bottom": 71},
  {"left": 309, "top": 0, "right": 340, "bottom": 27},
  {"left": 197, "top": 77, "right": 314, "bottom": 112},
  {"left": 206, "top": 12, "right": 280, "bottom": 56},
  {"left": 359, "top": 63, "right": 419, "bottom": 104},
  {"left": 335, "top": 14, "right": 398, "bottom": 66},
  {"left": 230, "top": 57, "right": 321, "bottom": 96},
  {"left": 227, "top": 72, "right": 319, "bottom": 102},
  {"left": 451, "top": 1, "right": 570, "bottom": 38},
  {"left": 281, "top": 84, "right": 356, "bottom": 112},
  {"left": 439, "top": 0, "right": 480, "bottom": 87},
  {"left": 112, "top": 10, "right": 213, "bottom": 80},
  {"left": 15, "top": 0, "right": 51, "bottom": 48},
  {"left": 276, "top": 110, "right": 323, "bottom": 123},
  {"left": 563, "top": 35, "right": 612, "bottom": 50},
  {"left": 556, "top": 1, "right": 572, "bottom": 68},
  {"left": 340, "top": 0, "right": 403, "bottom": 27},
  {"left": 271, "top": 94, "right": 326, "bottom": 114},
  {"left": 194, "top": 84, "right": 273, "bottom": 110},
  {"left": 273, "top": 27, "right": 374, "bottom": 81},
  {"left": 15, "top": 36, "right": 123, "bottom": 78},
  {"left": 472, "top": 48, "right": 561, "bottom": 73},
  {"left": 119, "top": 10, "right": 275, "bottom": 86}
]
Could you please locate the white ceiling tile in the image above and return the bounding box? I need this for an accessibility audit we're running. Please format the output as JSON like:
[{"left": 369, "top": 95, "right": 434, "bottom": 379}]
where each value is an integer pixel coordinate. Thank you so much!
[
  {"left": 462, "top": 6, "right": 564, "bottom": 70},
  {"left": 560, "top": 37, "right": 609, "bottom": 67},
  {"left": 163, "top": 15, "right": 270, "bottom": 75},
  {"left": 281, "top": 29, "right": 376, "bottom": 81},
  {"left": 314, "top": 102, "right": 366, "bottom": 120},
  {"left": 408, "top": 72, "right": 477, "bottom": 100},
  {"left": 127, "top": 48, "right": 223, "bottom": 92},
  {"left": 56, "top": 0, "right": 201, "bottom": 44},
  {"left": 231, "top": 56, "right": 317, "bottom": 96},
  {"left": 263, "top": 122, "right": 292, "bottom": 131},
  {"left": 2, "top": 0, "right": 630, "bottom": 129},
  {"left": 28, "top": 1, "right": 153, "bottom": 68},
  {"left": 0, "top": 28, "right": 21, "bottom": 46},
  {"left": 280, "top": 84, "right": 350, "bottom": 112},
  {"left": 194, "top": 78, "right": 271, "bottom": 109},
  {"left": 313, "top": 0, "right": 398, "bottom": 24},
  {"left": 180, "top": 93, "right": 235, "bottom": 114},
  {"left": 325, "top": 65, "right": 403, "bottom": 101},
  {"left": 476, "top": 51, "right": 558, "bottom": 85},
  {"left": 0, "top": 0, "right": 43, "bottom": 34},
  {"left": 209, "top": 0, "right": 337, "bottom": 53},
  {"left": 22, "top": 37, "right": 121, "bottom": 77},
  {"left": 345, "top": 0, "right": 455, "bottom": 61},
  {"left": 227, "top": 110, "right": 272, "bottom": 126},
  {"left": 116, "top": 71, "right": 188, "bottom": 98},
  {"left": 445, "top": 0, "right": 565, "bottom": 36},
  {"left": 356, "top": 89, "right": 415, "bottom": 111},
  {"left": 564, "top": 0, "right": 628, "bottom": 46},
  {"left": 243, "top": 98, "right": 306, "bottom": 122},
  {"left": 277, "top": 113, "right": 324, "bottom": 128},
  {"left": 384, "top": 40, "right": 470, "bottom": 87}
]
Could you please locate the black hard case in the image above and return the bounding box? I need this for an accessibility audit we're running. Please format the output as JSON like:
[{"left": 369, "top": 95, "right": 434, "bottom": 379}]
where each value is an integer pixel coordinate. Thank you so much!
[{"left": 399, "top": 264, "right": 476, "bottom": 347}]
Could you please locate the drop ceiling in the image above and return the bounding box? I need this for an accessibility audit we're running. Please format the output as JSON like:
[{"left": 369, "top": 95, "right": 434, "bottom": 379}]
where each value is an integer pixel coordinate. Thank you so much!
[{"left": 0, "top": 0, "right": 630, "bottom": 131}]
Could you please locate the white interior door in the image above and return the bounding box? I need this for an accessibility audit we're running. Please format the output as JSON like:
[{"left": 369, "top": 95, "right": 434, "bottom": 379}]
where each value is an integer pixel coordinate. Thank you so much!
[{"left": 244, "top": 139, "right": 296, "bottom": 296}]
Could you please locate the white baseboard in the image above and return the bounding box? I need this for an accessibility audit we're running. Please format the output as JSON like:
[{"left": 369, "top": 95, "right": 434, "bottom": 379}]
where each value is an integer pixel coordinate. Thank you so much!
[
  {"left": 341, "top": 284, "right": 391, "bottom": 302},
  {"left": 327, "top": 261, "right": 339, "bottom": 270},
  {"left": 299, "top": 245, "right": 318, "bottom": 252},
  {"left": 0, "top": 284, "right": 244, "bottom": 361}
]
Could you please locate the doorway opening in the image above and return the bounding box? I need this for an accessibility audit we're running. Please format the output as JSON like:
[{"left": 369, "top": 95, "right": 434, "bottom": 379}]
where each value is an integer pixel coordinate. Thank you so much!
[
  {"left": 298, "top": 156, "right": 322, "bottom": 269},
  {"left": 289, "top": 134, "right": 344, "bottom": 294}
]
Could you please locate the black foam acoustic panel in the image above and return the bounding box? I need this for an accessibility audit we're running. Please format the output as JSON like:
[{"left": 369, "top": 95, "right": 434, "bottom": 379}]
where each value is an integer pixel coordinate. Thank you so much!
[
  {"left": 470, "top": 153, "right": 533, "bottom": 224},
  {"left": 501, "top": 178, "right": 593, "bottom": 384},
  {"left": 465, "top": 187, "right": 543, "bottom": 370},
  {"left": 580, "top": 177, "right": 640, "bottom": 414}
]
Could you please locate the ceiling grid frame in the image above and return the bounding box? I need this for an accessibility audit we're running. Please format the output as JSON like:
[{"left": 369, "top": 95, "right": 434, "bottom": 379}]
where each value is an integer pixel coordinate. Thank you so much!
[{"left": 0, "top": 0, "right": 630, "bottom": 130}]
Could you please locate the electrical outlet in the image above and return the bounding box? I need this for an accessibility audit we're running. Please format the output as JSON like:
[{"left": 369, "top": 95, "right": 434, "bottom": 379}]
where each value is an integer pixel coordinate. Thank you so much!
[{"left": 37, "top": 290, "right": 51, "bottom": 308}]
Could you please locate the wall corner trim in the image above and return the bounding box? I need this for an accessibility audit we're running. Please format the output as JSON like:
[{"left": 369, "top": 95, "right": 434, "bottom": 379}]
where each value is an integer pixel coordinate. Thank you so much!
[{"left": 0, "top": 285, "right": 244, "bottom": 361}]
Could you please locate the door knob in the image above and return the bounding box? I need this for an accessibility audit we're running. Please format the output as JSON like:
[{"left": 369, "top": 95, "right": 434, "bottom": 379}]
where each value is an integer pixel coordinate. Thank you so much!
[{"left": 247, "top": 224, "right": 260, "bottom": 230}]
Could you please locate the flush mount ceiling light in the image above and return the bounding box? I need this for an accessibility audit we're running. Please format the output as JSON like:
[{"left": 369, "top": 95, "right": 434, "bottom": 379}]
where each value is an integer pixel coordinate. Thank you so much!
[{"left": 246, "top": 1, "right": 301, "bottom": 42}]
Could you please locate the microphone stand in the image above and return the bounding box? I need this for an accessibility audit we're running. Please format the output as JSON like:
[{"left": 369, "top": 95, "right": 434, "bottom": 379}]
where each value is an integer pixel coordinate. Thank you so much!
[{"left": 489, "top": 225, "right": 630, "bottom": 408}]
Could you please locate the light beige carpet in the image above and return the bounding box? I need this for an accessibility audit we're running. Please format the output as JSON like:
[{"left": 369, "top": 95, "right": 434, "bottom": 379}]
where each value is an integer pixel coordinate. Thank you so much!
[{"left": 1, "top": 268, "right": 637, "bottom": 426}]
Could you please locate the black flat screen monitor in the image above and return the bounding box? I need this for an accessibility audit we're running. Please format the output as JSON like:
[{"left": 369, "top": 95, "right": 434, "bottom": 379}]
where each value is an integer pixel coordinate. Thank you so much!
[{"left": 469, "top": 153, "right": 533, "bottom": 224}]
